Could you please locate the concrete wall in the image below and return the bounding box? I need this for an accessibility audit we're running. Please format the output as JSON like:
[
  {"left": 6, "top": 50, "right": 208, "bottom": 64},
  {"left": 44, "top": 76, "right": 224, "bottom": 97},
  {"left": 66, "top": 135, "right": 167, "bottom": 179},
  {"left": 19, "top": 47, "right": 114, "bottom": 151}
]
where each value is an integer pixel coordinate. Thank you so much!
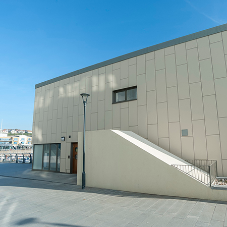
[
  {"left": 33, "top": 30, "right": 227, "bottom": 175},
  {"left": 77, "top": 130, "right": 227, "bottom": 202}
]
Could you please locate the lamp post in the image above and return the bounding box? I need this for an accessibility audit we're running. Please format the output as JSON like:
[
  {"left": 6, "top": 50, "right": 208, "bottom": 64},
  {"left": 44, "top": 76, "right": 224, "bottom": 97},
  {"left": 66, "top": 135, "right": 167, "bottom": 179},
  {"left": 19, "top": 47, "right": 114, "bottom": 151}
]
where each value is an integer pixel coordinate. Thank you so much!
[{"left": 80, "top": 93, "right": 90, "bottom": 189}]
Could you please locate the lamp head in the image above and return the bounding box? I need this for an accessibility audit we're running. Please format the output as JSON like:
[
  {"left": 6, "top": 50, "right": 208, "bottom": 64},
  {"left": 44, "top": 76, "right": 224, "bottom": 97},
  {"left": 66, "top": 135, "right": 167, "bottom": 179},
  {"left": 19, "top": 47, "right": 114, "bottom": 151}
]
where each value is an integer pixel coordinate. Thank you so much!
[{"left": 80, "top": 93, "right": 90, "bottom": 103}]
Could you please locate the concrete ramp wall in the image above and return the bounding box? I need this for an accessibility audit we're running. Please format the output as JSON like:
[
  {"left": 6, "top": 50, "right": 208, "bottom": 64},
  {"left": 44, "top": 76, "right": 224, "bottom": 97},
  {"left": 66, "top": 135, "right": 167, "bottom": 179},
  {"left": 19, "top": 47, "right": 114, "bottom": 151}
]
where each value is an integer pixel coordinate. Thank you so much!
[{"left": 77, "top": 130, "right": 227, "bottom": 201}]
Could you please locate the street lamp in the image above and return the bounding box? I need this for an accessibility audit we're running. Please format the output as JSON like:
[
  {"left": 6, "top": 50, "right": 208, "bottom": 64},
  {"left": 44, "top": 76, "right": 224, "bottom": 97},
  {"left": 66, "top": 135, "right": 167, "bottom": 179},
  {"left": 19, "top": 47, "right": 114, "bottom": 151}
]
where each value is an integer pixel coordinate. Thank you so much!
[{"left": 80, "top": 93, "right": 90, "bottom": 189}]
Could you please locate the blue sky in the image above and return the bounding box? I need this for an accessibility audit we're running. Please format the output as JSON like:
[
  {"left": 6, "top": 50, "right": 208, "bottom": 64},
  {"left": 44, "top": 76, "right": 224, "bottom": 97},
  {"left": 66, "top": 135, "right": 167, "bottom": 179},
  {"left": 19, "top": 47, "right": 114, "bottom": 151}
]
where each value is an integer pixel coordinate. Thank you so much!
[{"left": 0, "top": 0, "right": 227, "bottom": 130}]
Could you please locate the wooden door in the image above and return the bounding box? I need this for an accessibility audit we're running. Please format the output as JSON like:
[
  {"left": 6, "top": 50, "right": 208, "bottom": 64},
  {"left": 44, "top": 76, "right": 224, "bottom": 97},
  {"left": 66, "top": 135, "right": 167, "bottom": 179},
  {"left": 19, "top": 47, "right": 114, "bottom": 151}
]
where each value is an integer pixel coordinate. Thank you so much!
[{"left": 72, "top": 143, "right": 78, "bottom": 174}]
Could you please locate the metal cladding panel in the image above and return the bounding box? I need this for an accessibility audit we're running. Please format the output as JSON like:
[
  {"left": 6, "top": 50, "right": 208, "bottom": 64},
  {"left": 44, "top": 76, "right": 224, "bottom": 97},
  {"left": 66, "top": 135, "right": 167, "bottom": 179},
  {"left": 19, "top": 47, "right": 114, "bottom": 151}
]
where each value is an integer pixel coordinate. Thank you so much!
[{"left": 35, "top": 23, "right": 227, "bottom": 89}]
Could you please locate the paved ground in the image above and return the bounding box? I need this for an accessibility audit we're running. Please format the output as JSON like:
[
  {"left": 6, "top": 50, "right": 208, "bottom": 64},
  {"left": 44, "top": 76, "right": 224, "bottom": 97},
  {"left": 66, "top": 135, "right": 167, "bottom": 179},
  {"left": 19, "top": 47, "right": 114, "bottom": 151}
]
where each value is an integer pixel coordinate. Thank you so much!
[
  {"left": 1, "top": 164, "right": 227, "bottom": 227},
  {"left": 0, "top": 163, "right": 77, "bottom": 184}
]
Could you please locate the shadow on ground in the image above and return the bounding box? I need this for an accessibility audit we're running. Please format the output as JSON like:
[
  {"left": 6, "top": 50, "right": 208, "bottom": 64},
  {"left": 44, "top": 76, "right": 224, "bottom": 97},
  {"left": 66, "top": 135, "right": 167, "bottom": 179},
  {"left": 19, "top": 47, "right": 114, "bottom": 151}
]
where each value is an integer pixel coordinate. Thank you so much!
[
  {"left": 15, "top": 217, "right": 85, "bottom": 227},
  {"left": 0, "top": 163, "right": 77, "bottom": 184}
]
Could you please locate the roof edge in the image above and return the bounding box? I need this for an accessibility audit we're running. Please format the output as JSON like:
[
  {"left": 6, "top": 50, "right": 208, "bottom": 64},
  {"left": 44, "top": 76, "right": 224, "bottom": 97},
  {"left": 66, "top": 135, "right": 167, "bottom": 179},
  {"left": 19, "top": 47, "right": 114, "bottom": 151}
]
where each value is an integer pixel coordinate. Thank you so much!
[{"left": 35, "top": 23, "right": 227, "bottom": 89}]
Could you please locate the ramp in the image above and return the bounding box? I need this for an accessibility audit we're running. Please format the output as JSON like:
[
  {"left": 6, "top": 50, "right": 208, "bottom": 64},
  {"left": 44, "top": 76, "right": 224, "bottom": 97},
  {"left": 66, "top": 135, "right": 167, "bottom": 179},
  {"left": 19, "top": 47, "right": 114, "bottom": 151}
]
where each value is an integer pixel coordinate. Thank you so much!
[{"left": 113, "top": 130, "right": 215, "bottom": 186}]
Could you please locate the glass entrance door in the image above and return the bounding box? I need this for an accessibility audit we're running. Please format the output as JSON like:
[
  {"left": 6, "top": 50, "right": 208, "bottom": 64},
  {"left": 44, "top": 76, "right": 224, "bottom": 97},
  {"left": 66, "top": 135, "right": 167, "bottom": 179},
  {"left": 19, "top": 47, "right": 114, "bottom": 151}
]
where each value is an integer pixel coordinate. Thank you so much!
[
  {"left": 57, "top": 144, "right": 61, "bottom": 172},
  {"left": 43, "top": 144, "right": 50, "bottom": 170},
  {"left": 50, "top": 144, "right": 57, "bottom": 171},
  {"left": 33, "top": 143, "right": 61, "bottom": 172}
]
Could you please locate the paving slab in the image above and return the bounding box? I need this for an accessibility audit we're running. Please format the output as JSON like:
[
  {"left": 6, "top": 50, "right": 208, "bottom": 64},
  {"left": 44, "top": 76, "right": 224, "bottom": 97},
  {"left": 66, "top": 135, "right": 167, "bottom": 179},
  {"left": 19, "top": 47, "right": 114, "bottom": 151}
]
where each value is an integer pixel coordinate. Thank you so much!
[
  {"left": 209, "top": 219, "right": 224, "bottom": 227},
  {"left": 182, "top": 216, "right": 198, "bottom": 227},
  {"left": 197, "top": 203, "right": 216, "bottom": 223},
  {"left": 212, "top": 204, "right": 227, "bottom": 222}
]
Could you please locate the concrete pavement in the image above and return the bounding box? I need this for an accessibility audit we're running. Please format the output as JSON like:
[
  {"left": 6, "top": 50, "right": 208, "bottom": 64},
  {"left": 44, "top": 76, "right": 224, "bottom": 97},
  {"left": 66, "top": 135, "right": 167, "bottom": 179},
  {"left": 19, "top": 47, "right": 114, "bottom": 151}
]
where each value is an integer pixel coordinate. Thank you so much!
[
  {"left": 0, "top": 163, "right": 227, "bottom": 227},
  {"left": 0, "top": 163, "right": 77, "bottom": 185}
]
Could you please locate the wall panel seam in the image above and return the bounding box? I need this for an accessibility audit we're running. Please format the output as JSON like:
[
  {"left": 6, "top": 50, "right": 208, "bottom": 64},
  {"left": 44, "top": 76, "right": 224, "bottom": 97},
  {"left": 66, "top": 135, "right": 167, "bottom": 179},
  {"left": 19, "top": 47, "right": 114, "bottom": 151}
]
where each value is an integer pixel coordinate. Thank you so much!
[
  {"left": 174, "top": 46, "right": 183, "bottom": 157},
  {"left": 183, "top": 55, "right": 193, "bottom": 153},
  {"left": 211, "top": 54, "right": 224, "bottom": 173},
  {"left": 163, "top": 62, "right": 169, "bottom": 147},
  {"left": 220, "top": 37, "right": 227, "bottom": 77}
]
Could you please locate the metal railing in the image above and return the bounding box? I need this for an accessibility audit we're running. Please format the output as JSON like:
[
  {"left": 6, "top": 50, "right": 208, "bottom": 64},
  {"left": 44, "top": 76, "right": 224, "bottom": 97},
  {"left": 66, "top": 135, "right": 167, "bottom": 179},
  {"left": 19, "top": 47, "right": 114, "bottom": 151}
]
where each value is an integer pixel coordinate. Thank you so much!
[
  {"left": 172, "top": 160, "right": 217, "bottom": 187},
  {"left": 0, "top": 148, "right": 33, "bottom": 154},
  {"left": 0, "top": 153, "right": 33, "bottom": 164},
  {"left": 185, "top": 160, "right": 214, "bottom": 171}
]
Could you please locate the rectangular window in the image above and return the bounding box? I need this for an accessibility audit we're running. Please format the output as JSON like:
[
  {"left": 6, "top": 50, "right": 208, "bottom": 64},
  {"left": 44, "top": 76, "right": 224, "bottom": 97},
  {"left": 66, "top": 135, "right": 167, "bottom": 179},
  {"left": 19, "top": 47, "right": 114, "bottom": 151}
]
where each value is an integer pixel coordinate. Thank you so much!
[
  {"left": 127, "top": 87, "right": 137, "bottom": 101},
  {"left": 57, "top": 144, "right": 61, "bottom": 172},
  {"left": 32, "top": 143, "right": 61, "bottom": 172},
  {"left": 43, "top": 144, "right": 50, "bottom": 170},
  {"left": 0, "top": 138, "right": 10, "bottom": 141},
  {"left": 50, "top": 144, "right": 57, "bottom": 171},
  {"left": 116, "top": 91, "right": 126, "bottom": 102},
  {"left": 33, "top": 145, "right": 43, "bottom": 170},
  {"left": 113, "top": 86, "right": 137, "bottom": 104}
]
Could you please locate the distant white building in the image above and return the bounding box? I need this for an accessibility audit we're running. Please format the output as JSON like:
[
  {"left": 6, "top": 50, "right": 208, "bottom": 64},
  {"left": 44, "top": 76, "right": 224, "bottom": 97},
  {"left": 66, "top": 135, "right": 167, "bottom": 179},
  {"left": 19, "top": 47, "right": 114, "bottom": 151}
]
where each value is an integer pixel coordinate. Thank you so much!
[
  {"left": 25, "top": 130, "right": 32, "bottom": 134},
  {"left": 9, "top": 130, "right": 17, "bottom": 134},
  {"left": 17, "top": 130, "right": 25, "bottom": 134},
  {"left": 2, "top": 129, "right": 8, "bottom": 133}
]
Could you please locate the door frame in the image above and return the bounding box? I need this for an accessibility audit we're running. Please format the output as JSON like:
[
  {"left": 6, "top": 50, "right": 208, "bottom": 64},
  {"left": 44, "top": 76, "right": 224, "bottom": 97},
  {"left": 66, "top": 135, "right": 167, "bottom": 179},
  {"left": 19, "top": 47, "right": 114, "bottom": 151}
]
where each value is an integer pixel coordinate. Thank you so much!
[{"left": 70, "top": 142, "right": 78, "bottom": 174}]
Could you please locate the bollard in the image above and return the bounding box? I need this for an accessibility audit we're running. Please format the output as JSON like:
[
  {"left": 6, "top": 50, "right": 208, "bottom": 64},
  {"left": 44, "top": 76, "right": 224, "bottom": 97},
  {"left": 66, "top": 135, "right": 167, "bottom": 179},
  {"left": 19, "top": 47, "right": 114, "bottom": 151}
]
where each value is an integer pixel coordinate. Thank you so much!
[
  {"left": 23, "top": 154, "right": 25, "bottom": 163},
  {"left": 30, "top": 153, "right": 32, "bottom": 163},
  {"left": 16, "top": 154, "right": 18, "bottom": 163}
]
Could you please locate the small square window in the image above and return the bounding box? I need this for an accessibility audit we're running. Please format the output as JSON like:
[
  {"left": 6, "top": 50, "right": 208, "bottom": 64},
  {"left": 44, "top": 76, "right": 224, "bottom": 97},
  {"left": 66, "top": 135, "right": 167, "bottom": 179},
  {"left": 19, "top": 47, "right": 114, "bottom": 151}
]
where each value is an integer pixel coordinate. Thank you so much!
[
  {"left": 182, "top": 129, "right": 188, "bottom": 136},
  {"left": 116, "top": 91, "right": 125, "bottom": 102},
  {"left": 127, "top": 88, "right": 137, "bottom": 101}
]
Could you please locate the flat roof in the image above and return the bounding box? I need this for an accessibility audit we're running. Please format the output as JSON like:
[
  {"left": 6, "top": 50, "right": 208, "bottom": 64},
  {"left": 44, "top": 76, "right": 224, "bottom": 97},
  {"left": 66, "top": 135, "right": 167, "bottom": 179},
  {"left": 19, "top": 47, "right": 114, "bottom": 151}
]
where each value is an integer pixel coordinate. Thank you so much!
[{"left": 35, "top": 23, "right": 227, "bottom": 89}]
